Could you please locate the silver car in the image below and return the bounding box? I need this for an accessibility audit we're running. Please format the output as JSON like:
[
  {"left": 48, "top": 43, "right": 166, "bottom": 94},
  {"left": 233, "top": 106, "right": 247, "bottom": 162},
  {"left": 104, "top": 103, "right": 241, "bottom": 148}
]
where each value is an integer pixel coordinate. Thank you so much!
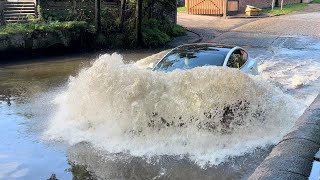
[{"left": 152, "top": 43, "right": 258, "bottom": 75}]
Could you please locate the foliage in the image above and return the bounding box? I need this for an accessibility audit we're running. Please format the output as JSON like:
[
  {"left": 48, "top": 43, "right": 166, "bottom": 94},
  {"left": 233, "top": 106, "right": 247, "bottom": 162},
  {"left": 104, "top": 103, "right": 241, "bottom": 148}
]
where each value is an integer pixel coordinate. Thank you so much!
[
  {"left": 142, "top": 18, "right": 186, "bottom": 47},
  {"left": 0, "top": 0, "right": 186, "bottom": 50},
  {"left": 313, "top": 0, "right": 320, "bottom": 3},
  {"left": 142, "top": 27, "right": 171, "bottom": 47},
  {"left": 159, "top": 19, "right": 186, "bottom": 37},
  {"left": 100, "top": 8, "right": 121, "bottom": 33},
  {"left": 0, "top": 21, "right": 89, "bottom": 36},
  {"left": 0, "top": 21, "right": 91, "bottom": 49},
  {"left": 26, "top": 14, "right": 37, "bottom": 22},
  {"left": 95, "top": 33, "right": 108, "bottom": 46},
  {"left": 262, "top": 3, "right": 307, "bottom": 16},
  {"left": 177, "top": 6, "right": 187, "bottom": 12},
  {"left": 37, "top": 5, "right": 44, "bottom": 22}
]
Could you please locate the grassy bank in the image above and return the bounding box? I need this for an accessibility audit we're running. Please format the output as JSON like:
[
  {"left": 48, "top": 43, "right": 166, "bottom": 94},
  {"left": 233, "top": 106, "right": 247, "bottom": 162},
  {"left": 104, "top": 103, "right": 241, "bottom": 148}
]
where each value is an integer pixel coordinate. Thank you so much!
[
  {"left": 0, "top": 21, "right": 92, "bottom": 53},
  {"left": 177, "top": 7, "right": 187, "bottom": 12},
  {"left": 262, "top": 3, "right": 307, "bottom": 16},
  {"left": 0, "top": 21, "right": 91, "bottom": 36},
  {"left": 142, "top": 19, "right": 186, "bottom": 47},
  {"left": 0, "top": 19, "right": 186, "bottom": 53}
]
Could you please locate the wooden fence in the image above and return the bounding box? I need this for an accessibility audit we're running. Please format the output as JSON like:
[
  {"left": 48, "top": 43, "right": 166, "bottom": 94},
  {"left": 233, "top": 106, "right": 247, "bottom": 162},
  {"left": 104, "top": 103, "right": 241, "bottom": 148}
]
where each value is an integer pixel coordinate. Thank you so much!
[
  {"left": 187, "top": 0, "right": 225, "bottom": 15},
  {"left": 0, "top": 0, "right": 37, "bottom": 24},
  {"left": 40, "top": 0, "right": 121, "bottom": 21},
  {"left": 0, "top": 1, "right": 4, "bottom": 25}
]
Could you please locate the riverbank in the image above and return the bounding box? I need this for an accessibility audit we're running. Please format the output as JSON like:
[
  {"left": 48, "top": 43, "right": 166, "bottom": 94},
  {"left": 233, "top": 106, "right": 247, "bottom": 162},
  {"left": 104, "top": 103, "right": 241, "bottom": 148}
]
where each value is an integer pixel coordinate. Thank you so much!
[{"left": 0, "top": 19, "right": 187, "bottom": 61}]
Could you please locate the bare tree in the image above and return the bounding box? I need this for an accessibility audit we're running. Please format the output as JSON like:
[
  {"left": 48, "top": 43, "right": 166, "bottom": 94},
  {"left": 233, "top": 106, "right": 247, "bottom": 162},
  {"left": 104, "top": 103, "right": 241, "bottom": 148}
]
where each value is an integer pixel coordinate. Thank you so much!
[
  {"left": 136, "top": 0, "right": 143, "bottom": 46},
  {"left": 120, "top": 0, "right": 127, "bottom": 31},
  {"left": 95, "top": 0, "right": 101, "bottom": 33},
  {"left": 272, "top": 0, "right": 275, "bottom": 10}
]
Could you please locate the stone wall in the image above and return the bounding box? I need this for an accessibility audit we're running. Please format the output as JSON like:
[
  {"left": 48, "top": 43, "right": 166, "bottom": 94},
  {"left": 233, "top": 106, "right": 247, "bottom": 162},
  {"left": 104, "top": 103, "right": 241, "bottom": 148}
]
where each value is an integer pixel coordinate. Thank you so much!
[
  {"left": 0, "top": 27, "right": 88, "bottom": 52},
  {"left": 249, "top": 93, "right": 320, "bottom": 179},
  {"left": 238, "top": 0, "right": 302, "bottom": 13}
]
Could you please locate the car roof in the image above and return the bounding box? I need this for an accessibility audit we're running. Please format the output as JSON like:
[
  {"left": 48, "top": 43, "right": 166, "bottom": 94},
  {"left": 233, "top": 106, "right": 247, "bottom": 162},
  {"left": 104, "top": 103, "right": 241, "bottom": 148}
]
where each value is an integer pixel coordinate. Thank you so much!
[
  {"left": 153, "top": 44, "right": 238, "bottom": 72},
  {"left": 174, "top": 43, "right": 237, "bottom": 54}
]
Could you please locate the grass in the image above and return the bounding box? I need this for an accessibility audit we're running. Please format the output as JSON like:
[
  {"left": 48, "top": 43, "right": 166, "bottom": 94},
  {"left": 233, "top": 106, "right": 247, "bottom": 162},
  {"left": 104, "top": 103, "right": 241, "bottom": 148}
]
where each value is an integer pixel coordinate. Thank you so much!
[
  {"left": 0, "top": 21, "right": 89, "bottom": 35},
  {"left": 177, "top": 6, "right": 187, "bottom": 12},
  {"left": 262, "top": 3, "right": 308, "bottom": 16},
  {"left": 313, "top": 0, "right": 320, "bottom": 3}
]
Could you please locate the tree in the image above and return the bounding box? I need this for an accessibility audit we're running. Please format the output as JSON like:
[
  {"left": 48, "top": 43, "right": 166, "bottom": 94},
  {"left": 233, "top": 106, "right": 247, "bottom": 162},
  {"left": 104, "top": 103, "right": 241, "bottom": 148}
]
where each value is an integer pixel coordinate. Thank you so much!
[
  {"left": 136, "top": 0, "right": 143, "bottom": 46},
  {"left": 272, "top": 0, "right": 275, "bottom": 10},
  {"left": 95, "top": 0, "right": 101, "bottom": 33},
  {"left": 120, "top": 0, "right": 127, "bottom": 32}
]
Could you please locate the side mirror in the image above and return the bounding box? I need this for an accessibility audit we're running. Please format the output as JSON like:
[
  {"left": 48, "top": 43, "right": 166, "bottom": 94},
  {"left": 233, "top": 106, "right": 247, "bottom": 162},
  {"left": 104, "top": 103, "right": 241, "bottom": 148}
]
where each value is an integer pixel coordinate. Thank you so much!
[{"left": 147, "top": 63, "right": 155, "bottom": 70}]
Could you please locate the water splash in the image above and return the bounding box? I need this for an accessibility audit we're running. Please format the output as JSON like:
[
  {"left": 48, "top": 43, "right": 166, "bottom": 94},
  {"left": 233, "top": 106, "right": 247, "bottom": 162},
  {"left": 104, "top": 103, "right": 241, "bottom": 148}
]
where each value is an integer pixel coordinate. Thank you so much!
[
  {"left": 258, "top": 60, "right": 320, "bottom": 90},
  {"left": 44, "top": 53, "right": 302, "bottom": 166}
]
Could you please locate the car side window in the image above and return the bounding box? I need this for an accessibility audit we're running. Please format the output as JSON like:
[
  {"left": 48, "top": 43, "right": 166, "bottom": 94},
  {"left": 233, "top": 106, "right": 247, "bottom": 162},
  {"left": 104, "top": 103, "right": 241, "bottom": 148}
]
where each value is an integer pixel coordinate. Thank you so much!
[{"left": 227, "top": 49, "right": 248, "bottom": 69}]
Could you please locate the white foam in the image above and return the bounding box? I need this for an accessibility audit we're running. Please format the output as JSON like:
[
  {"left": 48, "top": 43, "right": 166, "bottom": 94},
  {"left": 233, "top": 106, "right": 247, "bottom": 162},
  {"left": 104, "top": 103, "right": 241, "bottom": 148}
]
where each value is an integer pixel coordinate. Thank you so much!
[
  {"left": 44, "top": 53, "right": 303, "bottom": 167},
  {"left": 257, "top": 58, "right": 320, "bottom": 106}
]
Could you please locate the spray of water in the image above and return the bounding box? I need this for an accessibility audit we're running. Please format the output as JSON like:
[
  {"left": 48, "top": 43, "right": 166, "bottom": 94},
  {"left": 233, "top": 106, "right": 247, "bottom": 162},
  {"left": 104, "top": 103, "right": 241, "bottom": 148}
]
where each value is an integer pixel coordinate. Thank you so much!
[{"left": 44, "top": 53, "right": 303, "bottom": 166}]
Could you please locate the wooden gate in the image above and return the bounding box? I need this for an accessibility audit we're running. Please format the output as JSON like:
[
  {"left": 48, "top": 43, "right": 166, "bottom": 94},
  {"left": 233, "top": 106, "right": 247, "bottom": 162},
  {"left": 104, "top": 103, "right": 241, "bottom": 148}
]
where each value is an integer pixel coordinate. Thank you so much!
[{"left": 187, "top": 0, "right": 224, "bottom": 15}]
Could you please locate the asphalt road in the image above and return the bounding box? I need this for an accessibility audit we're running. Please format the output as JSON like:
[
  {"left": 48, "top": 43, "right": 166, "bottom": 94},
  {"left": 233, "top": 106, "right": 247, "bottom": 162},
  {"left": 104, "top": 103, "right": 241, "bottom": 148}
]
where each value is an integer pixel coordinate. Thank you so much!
[
  {"left": 178, "top": 4, "right": 320, "bottom": 50},
  {"left": 178, "top": 6, "right": 320, "bottom": 179}
]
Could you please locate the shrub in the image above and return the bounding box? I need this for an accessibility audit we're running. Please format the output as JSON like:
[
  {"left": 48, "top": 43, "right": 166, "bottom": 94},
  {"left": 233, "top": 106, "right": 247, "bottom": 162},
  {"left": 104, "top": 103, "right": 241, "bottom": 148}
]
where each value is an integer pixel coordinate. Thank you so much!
[
  {"left": 95, "top": 33, "right": 108, "bottom": 46},
  {"left": 142, "top": 18, "right": 186, "bottom": 47},
  {"left": 0, "top": 21, "right": 89, "bottom": 36},
  {"left": 142, "top": 28, "right": 170, "bottom": 47}
]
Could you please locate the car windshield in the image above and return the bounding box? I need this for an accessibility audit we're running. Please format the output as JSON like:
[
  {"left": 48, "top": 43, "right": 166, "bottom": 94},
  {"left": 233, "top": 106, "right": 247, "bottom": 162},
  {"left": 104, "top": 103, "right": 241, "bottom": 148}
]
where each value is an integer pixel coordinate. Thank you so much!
[{"left": 153, "top": 45, "right": 230, "bottom": 72}]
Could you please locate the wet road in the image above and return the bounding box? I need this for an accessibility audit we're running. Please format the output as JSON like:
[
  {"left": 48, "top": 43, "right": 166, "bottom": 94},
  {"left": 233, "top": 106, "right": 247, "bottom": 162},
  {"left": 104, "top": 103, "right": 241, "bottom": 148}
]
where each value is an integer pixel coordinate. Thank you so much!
[{"left": 0, "top": 44, "right": 319, "bottom": 179}]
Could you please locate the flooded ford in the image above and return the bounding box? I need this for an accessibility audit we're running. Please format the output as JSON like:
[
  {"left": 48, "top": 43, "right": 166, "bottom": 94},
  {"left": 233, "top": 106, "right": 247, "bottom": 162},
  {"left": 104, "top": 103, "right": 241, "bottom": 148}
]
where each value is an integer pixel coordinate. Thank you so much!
[{"left": 1, "top": 46, "right": 320, "bottom": 179}]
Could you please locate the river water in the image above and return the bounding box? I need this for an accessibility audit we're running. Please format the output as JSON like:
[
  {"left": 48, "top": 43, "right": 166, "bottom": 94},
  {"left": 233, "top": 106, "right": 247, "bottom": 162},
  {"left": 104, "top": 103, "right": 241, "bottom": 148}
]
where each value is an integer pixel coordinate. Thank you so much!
[{"left": 0, "top": 47, "right": 320, "bottom": 179}]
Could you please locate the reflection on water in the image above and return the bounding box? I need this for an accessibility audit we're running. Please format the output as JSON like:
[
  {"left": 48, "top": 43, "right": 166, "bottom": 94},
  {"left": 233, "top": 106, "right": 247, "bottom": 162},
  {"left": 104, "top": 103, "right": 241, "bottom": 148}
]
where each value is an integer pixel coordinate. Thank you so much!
[
  {"left": 0, "top": 100, "right": 71, "bottom": 179},
  {"left": 0, "top": 50, "right": 159, "bottom": 179},
  {"left": 67, "top": 142, "right": 273, "bottom": 180},
  {"left": 310, "top": 161, "right": 320, "bottom": 180}
]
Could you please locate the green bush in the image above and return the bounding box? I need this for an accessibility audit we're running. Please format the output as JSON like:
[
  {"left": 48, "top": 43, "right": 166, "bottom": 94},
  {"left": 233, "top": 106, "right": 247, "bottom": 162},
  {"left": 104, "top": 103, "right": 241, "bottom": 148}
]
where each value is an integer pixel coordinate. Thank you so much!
[
  {"left": 142, "top": 28, "right": 170, "bottom": 47},
  {"left": 158, "top": 19, "right": 186, "bottom": 37},
  {"left": 95, "top": 33, "right": 108, "bottom": 46},
  {"left": 0, "top": 21, "right": 89, "bottom": 36},
  {"left": 142, "top": 18, "right": 186, "bottom": 47},
  {"left": 0, "top": 18, "right": 186, "bottom": 49},
  {"left": 0, "top": 21, "right": 92, "bottom": 50},
  {"left": 170, "top": 24, "right": 186, "bottom": 37}
]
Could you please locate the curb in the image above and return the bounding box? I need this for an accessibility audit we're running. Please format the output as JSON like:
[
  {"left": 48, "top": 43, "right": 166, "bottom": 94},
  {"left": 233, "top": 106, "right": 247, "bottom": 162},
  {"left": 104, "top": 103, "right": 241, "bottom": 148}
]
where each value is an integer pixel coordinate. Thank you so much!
[
  {"left": 249, "top": 93, "right": 320, "bottom": 180},
  {"left": 167, "top": 29, "right": 203, "bottom": 48},
  {"left": 186, "top": 29, "right": 203, "bottom": 43},
  {"left": 226, "top": 14, "right": 274, "bottom": 19}
]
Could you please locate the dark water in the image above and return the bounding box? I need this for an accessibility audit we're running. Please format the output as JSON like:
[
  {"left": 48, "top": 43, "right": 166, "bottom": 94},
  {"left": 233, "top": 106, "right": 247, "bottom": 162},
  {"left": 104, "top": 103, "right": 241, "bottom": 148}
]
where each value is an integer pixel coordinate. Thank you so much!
[{"left": 1, "top": 48, "right": 310, "bottom": 180}]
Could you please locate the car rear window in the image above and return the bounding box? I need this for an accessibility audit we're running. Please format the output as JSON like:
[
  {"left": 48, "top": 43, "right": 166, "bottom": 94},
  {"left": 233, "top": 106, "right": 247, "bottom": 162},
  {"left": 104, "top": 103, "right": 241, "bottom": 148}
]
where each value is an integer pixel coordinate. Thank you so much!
[{"left": 153, "top": 47, "right": 227, "bottom": 72}]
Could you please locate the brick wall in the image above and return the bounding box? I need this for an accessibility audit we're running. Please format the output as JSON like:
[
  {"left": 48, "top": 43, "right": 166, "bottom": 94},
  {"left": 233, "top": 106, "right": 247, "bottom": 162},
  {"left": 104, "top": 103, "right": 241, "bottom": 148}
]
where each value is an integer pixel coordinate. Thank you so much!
[{"left": 239, "top": 0, "right": 302, "bottom": 13}]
